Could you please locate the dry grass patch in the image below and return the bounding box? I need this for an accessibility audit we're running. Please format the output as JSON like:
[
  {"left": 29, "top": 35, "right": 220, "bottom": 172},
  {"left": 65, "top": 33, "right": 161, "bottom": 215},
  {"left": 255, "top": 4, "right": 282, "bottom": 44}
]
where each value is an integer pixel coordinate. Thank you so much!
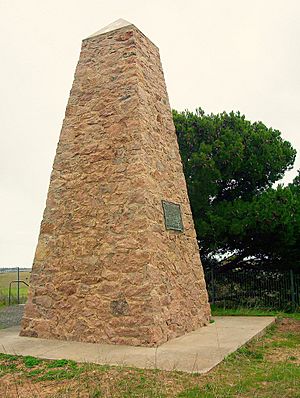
[{"left": 0, "top": 318, "right": 299, "bottom": 397}]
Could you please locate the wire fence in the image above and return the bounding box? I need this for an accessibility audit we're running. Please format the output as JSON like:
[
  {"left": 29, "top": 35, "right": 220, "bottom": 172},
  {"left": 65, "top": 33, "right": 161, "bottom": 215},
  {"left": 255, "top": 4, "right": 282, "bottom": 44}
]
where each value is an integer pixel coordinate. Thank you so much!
[
  {"left": 1, "top": 266, "right": 300, "bottom": 311},
  {"left": 205, "top": 267, "right": 300, "bottom": 311}
]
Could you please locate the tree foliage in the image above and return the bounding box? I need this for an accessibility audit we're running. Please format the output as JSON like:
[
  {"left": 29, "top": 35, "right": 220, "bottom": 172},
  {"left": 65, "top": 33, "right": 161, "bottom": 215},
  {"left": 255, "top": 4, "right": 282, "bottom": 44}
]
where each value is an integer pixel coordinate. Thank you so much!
[{"left": 173, "top": 109, "right": 299, "bottom": 271}]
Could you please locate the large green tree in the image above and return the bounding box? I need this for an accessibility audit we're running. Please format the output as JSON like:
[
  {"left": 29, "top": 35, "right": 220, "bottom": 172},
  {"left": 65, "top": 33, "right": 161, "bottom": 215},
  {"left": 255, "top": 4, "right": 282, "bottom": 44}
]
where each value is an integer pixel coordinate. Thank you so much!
[{"left": 173, "top": 109, "right": 299, "bottom": 271}]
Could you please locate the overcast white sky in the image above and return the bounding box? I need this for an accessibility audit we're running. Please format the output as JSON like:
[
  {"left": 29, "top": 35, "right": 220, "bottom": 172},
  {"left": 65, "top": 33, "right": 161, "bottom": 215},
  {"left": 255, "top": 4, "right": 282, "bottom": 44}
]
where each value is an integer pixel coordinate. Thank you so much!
[{"left": 1, "top": 0, "right": 299, "bottom": 267}]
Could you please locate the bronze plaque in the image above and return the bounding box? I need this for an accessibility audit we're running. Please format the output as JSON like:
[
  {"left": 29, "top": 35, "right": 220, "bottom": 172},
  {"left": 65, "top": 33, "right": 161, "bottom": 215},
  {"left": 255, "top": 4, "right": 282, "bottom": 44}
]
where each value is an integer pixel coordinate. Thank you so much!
[{"left": 162, "top": 200, "right": 184, "bottom": 232}]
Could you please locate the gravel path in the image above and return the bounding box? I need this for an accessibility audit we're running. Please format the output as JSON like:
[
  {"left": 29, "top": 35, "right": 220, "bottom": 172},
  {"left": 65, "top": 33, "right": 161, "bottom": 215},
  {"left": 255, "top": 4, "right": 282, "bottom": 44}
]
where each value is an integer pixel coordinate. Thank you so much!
[{"left": 0, "top": 305, "right": 24, "bottom": 329}]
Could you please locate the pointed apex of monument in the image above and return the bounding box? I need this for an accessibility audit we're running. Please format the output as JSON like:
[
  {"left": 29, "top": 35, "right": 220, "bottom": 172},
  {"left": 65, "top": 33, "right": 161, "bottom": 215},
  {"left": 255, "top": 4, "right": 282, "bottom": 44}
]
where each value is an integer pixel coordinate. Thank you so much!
[{"left": 87, "top": 19, "right": 133, "bottom": 39}]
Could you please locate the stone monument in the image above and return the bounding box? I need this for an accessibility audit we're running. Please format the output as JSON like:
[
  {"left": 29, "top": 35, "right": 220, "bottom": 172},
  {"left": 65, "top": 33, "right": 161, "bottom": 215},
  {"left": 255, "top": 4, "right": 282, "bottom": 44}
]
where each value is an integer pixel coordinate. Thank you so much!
[{"left": 20, "top": 19, "right": 211, "bottom": 346}]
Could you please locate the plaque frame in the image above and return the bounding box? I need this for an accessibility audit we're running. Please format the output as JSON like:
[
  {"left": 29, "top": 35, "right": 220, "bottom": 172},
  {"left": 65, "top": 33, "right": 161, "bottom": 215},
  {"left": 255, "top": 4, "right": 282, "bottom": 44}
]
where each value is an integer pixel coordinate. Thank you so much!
[{"left": 162, "top": 200, "right": 184, "bottom": 232}]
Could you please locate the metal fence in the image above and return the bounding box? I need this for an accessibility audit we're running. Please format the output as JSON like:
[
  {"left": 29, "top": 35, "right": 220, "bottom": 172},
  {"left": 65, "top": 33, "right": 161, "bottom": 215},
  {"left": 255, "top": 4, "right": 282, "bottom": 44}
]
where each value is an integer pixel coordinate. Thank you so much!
[
  {"left": 0, "top": 267, "right": 31, "bottom": 305},
  {"left": 205, "top": 268, "right": 300, "bottom": 311}
]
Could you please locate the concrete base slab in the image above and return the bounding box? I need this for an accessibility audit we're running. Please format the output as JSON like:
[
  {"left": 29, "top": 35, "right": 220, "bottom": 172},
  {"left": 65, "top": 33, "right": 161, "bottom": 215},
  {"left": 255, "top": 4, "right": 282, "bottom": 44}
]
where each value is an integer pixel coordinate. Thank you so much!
[{"left": 0, "top": 316, "right": 275, "bottom": 373}]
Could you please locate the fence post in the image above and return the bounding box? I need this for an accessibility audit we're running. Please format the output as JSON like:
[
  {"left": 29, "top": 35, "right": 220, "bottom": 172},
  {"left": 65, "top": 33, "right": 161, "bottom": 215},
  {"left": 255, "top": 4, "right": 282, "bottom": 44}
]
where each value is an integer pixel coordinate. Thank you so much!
[
  {"left": 8, "top": 283, "right": 11, "bottom": 306},
  {"left": 211, "top": 267, "right": 216, "bottom": 305},
  {"left": 17, "top": 267, "right": 20, "bottom": 304},
  {"left": 290, "top": 269, "right": 296, "bottom": 309}
]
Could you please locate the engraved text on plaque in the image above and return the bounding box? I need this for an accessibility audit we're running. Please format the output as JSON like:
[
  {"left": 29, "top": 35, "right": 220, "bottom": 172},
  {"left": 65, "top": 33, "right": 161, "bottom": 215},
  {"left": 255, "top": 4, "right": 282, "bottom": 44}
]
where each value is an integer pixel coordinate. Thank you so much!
[{"left": 162, "top": 200, "right": 184, "bottom": 232}]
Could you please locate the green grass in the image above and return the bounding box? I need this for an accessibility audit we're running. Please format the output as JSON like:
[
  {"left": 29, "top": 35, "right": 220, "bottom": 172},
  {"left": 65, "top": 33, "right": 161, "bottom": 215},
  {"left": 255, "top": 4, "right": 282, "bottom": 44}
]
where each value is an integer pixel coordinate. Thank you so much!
[
  {"left": 38, "top": 368, "right": 83, "bottom": 381},
  {"left": 0, "top": 318, "right": 299, "bottom": 397},
  {"left": 46, "top": 358, "right": 78, "bottom": 368},
  {"left": 22, "top": 355, "right": 42, "bottom": 368},
  {"left": 210, "top": 304, "right": 300, "bottom": 320}
]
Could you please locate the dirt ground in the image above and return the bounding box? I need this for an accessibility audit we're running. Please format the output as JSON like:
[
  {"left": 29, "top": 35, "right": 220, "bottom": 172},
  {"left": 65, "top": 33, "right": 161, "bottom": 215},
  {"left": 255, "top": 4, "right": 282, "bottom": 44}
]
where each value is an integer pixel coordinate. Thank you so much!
[{"left": 0, "top": 304, "right": 25, "bottom": 328}]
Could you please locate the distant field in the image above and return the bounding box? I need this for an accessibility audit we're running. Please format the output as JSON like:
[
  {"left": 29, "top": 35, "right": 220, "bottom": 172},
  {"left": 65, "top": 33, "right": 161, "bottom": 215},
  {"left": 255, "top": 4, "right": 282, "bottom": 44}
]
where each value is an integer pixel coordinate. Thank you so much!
[{"left": 0, "top": 271, "right": 30, "bottom": 305}]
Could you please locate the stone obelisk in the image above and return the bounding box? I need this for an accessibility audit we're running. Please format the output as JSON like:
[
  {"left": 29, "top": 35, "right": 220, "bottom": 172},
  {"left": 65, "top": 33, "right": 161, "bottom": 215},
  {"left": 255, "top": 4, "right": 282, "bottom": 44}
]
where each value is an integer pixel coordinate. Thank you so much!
[{"left": 20, "top": 19, "right": 210, "bottom": 346}]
